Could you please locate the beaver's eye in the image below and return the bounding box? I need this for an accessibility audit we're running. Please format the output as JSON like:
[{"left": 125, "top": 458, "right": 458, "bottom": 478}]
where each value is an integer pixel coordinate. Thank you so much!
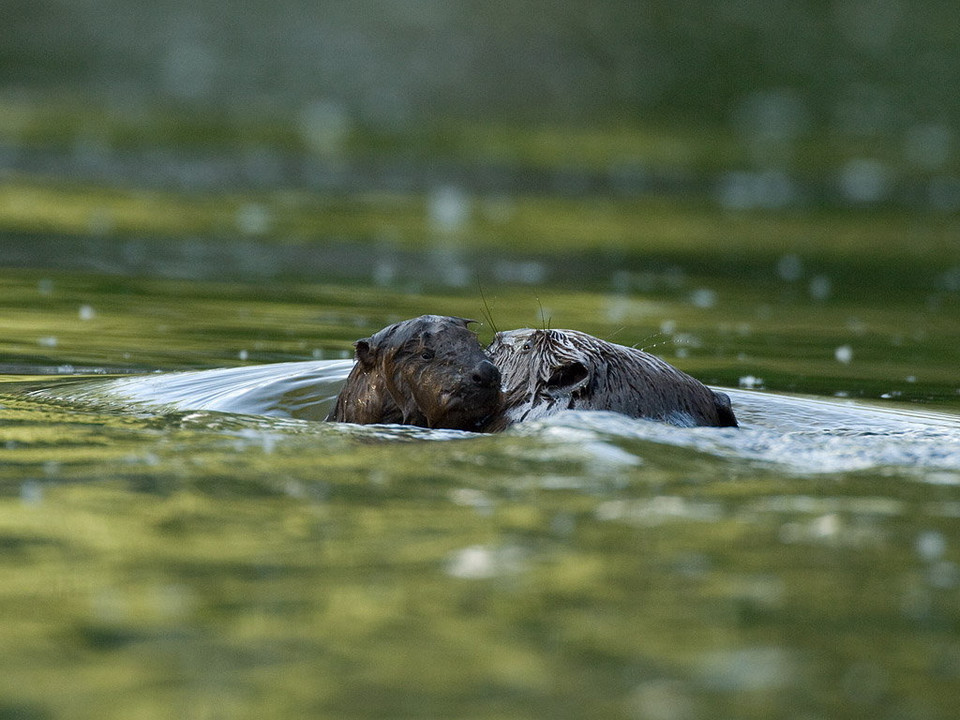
[{"left": 420, "top": 349, "right": 435, "bottom": 360}]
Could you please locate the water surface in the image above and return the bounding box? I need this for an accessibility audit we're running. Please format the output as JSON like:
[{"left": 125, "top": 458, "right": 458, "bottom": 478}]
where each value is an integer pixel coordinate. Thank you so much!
[
  {"left": 1, "top": 257, "right": 959, "bottom": 719},
  {"left": 5, "top": 3, "right": 960, "bottom": 716}
]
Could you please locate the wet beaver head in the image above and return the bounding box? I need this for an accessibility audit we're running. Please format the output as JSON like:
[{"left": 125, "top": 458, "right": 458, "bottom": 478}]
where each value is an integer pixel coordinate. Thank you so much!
[
  {"left": 487, "top": 328, "right": 737, "bottom": 428},
  {"left": 327, "top": 315, "right": 502, "bottom": 431}
]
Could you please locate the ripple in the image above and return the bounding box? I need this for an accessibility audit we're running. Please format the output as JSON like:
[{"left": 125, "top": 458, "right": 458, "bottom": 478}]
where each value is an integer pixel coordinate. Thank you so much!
[{"left": 26, "top": 363, "right": 960, "bottom": 475}]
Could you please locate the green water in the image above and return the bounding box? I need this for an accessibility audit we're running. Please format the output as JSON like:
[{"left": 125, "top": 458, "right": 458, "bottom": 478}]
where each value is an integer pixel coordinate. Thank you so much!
[
  {"left": 5, "top": 2, "right": 960, "bottom": 716},
  {"left": 1, "top": 208, "right": 959, "bottom": 719}
]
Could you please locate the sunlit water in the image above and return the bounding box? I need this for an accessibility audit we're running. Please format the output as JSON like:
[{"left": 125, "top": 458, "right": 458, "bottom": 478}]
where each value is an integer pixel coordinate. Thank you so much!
[
  {"left": 4, "top": 352, "right": 959, "bottom": 718},
  {"left": 2, "top": 261, "right": 959, "bottom": 720}
]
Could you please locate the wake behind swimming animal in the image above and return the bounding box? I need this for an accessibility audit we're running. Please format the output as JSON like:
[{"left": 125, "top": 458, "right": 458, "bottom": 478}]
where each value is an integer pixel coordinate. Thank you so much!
[
  {"left": 327, "top": 315, "right": 503, "bottom": 431},
  {"left": 486, "top": 328, "right": 737, "bottom": 429}
]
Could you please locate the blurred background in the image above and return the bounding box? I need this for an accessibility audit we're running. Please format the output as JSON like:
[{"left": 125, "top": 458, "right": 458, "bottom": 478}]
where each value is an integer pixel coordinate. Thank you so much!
[
  {"left": 3, "top": 5, "right": 960, "bottom": 720},
  {"left": 3, "top": 0, "right": 959, "bottom": 213}
]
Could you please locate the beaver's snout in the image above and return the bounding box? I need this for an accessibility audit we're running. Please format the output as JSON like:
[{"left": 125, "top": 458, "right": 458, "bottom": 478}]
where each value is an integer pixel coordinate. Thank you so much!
[{"left": 470, "top": 359, "right": 501, "bottom": 389}]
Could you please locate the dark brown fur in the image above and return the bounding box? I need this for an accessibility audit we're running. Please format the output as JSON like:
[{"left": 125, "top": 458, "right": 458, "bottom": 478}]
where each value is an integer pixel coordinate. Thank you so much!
[
  {"left": 327, "top": 315, "right": 502, "bottom": 431},
  {"left": 486, "top": 328, "right": 737, "bottom": 429}
]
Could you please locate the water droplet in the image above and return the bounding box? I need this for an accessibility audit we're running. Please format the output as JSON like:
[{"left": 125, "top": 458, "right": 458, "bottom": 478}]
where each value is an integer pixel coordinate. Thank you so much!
[
  {"left": 627, "top": 679, "right": 697, "bottom": 720},
  {"left": 445, "top": 544, "right": 526, "bottom": 579},
  {"left": 812, "top": 513, "right": 840, "bottom": 538},
  {"left": 698, "top": 647, "right": 796, "bottom": 691},
  {"left": 235, "top": 203, "right": 272, "bottom": 236},
  {"left": 777, "top": 254, "right": 803, "bottom": 282},
  {"left": 916, "top": 531, "right": 946, "bottom": 561},
  {"left": 690, "top": 288, "right": 717, "bottom": 309},
  {"left": 839, "top": 158, "right": 890, "bottom": 204},
  {"left": 717, "top": 170, "right": 797, "bottom": 210},
  {"left": 20, "top": 481, "right": 42, "bottom": 506},
  {"left": 298, "top": 99, "right": 351, "bottom": 155},
  {"left": 493, "top": 260, "right": 546, "bottom": 284},
  {"left": 809, "top": 275, "right": 832, "bottom": 300},
  {"left": 427, "top": 185, "right": 470, "bottom": 232}
]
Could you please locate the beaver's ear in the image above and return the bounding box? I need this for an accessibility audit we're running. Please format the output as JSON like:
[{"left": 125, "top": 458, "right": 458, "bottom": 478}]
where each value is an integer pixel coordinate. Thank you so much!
[
  {"left": 354, "top": 338, "right": 376, "bottom": 368},
  {"left": 545, "top": 361, "right": 589, "bottom": 393}
]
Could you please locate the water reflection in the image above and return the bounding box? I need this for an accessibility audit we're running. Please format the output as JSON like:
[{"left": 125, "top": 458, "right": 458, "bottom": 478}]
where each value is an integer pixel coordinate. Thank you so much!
[{"left": 3, "top": 360, "right": 960, "bottom": 718}]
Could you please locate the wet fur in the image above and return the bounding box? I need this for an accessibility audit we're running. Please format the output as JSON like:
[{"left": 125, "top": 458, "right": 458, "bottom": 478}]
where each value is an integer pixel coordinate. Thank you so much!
[
  {"left": 327, "top": 315, "right": 502, "bottom": 431},
  {"left": 486, "top": 328, "right": 737, "bottom": 429}
]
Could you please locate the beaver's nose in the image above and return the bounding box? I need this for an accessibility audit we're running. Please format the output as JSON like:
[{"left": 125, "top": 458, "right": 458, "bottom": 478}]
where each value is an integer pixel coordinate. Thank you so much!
[{"left": 470, "top": 359, "right": 501, "bottom": 388}]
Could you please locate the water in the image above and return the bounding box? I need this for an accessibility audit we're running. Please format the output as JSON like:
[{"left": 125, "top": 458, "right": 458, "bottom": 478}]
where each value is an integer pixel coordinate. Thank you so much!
[
  {"left": 0, "top": 0, "right": 960, "bottom": 720},
  {"left": 1, "top": 254, "right": 959, "bottom": 720},
  {"left": 32, "top": 361, "right": 960, "bottom": 474},
  {"left": 5, "top": 3, "right": 960, "bottom": 715}
]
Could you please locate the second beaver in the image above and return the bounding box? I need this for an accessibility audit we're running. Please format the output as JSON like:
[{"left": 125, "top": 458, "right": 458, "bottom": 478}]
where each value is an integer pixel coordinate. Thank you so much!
[{"left": 486, "top": 327, "right": 737, "bottom": 429}]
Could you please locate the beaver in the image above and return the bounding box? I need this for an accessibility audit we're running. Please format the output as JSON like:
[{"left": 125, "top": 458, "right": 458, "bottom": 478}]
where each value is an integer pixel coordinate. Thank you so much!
[
  {"left": 326, "top": 315, "right": 503, "bottom": 431},
  {"left": 485, "top": 328, "right": 737, "bottom": 429}
]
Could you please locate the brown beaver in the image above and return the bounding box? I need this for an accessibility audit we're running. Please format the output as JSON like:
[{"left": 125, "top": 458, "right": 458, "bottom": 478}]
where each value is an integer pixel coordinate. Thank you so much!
[
  {"left": 326, "top": 315, "right": 503, "bottom": 431},
  {"left": 485, "top": 328, "right": 737, "bottom": 429}
]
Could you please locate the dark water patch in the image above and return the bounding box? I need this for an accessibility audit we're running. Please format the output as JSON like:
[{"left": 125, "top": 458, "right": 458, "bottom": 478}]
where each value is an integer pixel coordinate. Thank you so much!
[
  {"left": 3, "top": 229, "right": 959, "bottom": 303},
  {"left": 0, "top": 533, "right": 65, "bottom": 554},
  {"left": 158, "top": 559, "right": 314, "bottom": 584},
  {"left": 73, "top": 622, "right": 198, "bottom": 652},
  {"left": 0, "top": 704, "right": 51, "bottom": 720}
]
